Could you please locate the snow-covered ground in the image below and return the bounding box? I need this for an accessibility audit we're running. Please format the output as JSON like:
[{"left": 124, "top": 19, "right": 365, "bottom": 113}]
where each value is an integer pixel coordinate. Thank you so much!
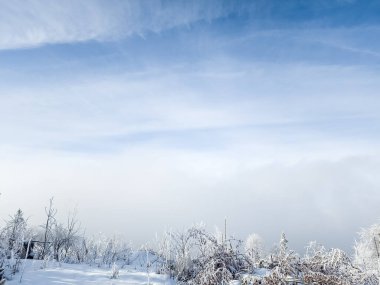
[{"left": 6, "top": 261, "right": 175, "bottom": 285}]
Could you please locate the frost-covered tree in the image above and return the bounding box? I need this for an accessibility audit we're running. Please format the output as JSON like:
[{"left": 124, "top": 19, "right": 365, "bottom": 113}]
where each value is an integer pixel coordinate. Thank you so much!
[
  {"left": 244, "top": 233, "right": 264, "bottom": 269},
  {"left": 81, "top": 233, "right": 133, "bottom": 268},
  {"left": 157, "top": 225, "right": 248, "bottom": 284},
  {"left": 86, "top": 233, "right": 108, "bottom": 267},
  {"left": 192, "top": 256, "right": 233, "bottom": 285},
  {"left": 61, "top": 211, "right": 81, "bottom": 261},
  {"left": 302, "top": 241, "right": 378, "bottom": 285},
  {"left": 266, "top": 232, "right": 300, "bottom": 282},
  {"left": 279, "top": 232, "right": 288, "bottom": 258},
  {"left": 3, "top": 209, "right": 27, "bottom": 251},
  {"left": 303, "top": 241, "right": 328, "bottom": 272},
  {"left": 110, "top": 262, "right": 119, "bottom": 279},
  {"left": 354, "top": 222, "right": 380, "bottom": 273},
  {"left": 51, "top": 211, "right": 81, "bottom": 263},
  {"left": 167, "top": 227, "right": 196, "bottom": 281},
  {"left": 157, "top": 230, "right": 178, "bottom": 276},
  {"left": 0, "top": 209, "right": 29, "bottom": 277},
  {"left": 172, "top": 226, "right": 248, "bottom": 284},
  {"left": 51, "top": 223, "right": 66, "bottom": 262},
  {"left": 66, "top": 236, "right": 88, "bottom": 264},
  {"left": 102, "top": 237, "right": 120, "bottom": 268}
]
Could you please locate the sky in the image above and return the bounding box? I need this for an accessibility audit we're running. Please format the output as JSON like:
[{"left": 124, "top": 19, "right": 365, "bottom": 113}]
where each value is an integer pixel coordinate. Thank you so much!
[{"left": 0, "top": 0, "right": 380, "bottom": 253}]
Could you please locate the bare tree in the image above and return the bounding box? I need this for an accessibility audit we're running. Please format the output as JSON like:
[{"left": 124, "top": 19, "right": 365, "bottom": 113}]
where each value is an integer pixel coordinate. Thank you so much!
[
  {"left": 63, "top": 210, "right": 81, "bottom": 259},
  {"left": 49, "top": 208, "right": 82, "bottom": 263},
  {"left": 41, "top": 197, "right": 57, "bottom": 259}
]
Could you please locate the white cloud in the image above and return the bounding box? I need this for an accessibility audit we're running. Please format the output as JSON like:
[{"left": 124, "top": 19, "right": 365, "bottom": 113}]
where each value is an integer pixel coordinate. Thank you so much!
[{"left": 0, "top": 0, "right": 234, "bottom": 50}]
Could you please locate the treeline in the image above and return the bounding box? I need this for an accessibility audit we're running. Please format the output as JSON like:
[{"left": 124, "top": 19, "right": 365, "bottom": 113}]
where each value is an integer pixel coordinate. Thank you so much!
[
  {"left": 155, "top": 228, "right": 379, "bottom": 285},
  {"left": 0, "top": 198, "right": 136, "bottom": 272},
  {"left": 0, "top": 198, "right": 380, "bottom": 285}
]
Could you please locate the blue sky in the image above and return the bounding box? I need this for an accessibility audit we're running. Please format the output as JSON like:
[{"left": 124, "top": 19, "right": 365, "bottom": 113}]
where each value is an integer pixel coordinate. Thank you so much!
[{"left": 1, "top": 0, "right": 380, "bottom": 252}]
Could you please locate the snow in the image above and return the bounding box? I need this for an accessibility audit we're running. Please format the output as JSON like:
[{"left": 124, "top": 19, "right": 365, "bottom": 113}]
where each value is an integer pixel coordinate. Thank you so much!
[{"left": 6, "top": 260, "right": 175, "bottom": 285}]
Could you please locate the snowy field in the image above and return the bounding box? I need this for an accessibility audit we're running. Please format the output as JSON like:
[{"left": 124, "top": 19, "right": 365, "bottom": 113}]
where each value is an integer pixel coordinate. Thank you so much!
[{"left": 6, "top": 261, "right": 175, "bottom": 285}]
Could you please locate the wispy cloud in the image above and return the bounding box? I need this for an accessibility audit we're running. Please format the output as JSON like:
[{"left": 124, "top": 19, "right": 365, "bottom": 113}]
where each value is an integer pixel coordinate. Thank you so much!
[
  {"left": 0, "top": 62, "right": 379, "bottom": 156},
  {"left": 0, "top": 0, "right": 238, "bottom": 50},
  {"left": 3, "top": 0, "right": 379, "bottom": 51}
]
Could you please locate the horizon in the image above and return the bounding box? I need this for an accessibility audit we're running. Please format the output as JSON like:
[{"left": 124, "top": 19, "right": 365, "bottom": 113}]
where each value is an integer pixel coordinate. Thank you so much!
[{"left": 1, "top": 0, "right": 380, "bottom": 254}]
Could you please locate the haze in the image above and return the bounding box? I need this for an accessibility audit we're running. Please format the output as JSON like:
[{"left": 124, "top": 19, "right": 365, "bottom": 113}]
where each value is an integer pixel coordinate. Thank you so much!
[{"left": 1, "top": 0, "right": 380, "bottom": 253}]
